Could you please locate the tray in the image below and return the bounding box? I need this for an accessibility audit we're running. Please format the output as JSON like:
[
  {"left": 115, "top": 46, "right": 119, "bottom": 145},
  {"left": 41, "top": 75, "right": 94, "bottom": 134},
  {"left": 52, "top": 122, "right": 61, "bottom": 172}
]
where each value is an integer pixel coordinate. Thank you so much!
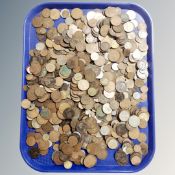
[{"left": 20, "top": 2, "right": 155, "bottom": 173}]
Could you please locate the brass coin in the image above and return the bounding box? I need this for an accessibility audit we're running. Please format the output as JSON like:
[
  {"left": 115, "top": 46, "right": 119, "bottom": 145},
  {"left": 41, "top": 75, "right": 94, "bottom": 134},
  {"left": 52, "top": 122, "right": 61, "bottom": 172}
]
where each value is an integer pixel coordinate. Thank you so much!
[
  {"left": 50, "top": 9, "right": 60, "bottom": 20},
  {"left": 41, "top": 8, "right": 50, "bottom": 18},
  {"left": 21, "top": 99, "right": 31, "bottom": 109},
  {"left": 71, "top": 8, "right": 83, "bottom": 19},
  {"left": 32, "top": 16, "right": 43, "bottom": 27}
]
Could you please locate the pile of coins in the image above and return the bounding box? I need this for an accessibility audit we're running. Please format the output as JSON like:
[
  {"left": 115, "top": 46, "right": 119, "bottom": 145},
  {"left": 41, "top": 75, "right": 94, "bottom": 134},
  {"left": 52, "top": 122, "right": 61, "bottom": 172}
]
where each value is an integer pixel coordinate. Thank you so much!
[{"left": 21, "top": 6, "right": 150, "bottom": 168}]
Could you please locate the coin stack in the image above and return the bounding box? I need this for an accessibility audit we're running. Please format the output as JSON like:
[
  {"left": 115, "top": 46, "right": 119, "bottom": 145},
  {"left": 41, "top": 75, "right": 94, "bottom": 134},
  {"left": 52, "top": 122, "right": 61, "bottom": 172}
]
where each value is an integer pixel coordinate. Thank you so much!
[{"left": 21, "top": 6, "right": 149, "bottom": 168}]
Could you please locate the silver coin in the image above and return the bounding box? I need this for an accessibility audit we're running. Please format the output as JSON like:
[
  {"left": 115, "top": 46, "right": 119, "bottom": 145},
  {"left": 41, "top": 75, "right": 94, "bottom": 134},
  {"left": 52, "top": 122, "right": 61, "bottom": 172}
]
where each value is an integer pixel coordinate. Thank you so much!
[
  {"left": 116, "top": 81, "right": 127, "bottom": 92},
  {"left": 137, "top": 60, "right": 148, "bottom": 70}
]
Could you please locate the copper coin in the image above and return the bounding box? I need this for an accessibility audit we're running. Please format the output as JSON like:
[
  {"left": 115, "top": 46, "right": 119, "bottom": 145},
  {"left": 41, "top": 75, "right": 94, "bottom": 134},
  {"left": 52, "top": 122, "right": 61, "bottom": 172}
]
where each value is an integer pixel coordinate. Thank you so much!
[
  {"left": 26, "top": 135, "right": 36, "bottom": 146},
  {"left": 84, "top": 154, "right": 97, "bottom": 168},
  {"left": 68, "top": 135, "right": 78, "bottom": 146}
]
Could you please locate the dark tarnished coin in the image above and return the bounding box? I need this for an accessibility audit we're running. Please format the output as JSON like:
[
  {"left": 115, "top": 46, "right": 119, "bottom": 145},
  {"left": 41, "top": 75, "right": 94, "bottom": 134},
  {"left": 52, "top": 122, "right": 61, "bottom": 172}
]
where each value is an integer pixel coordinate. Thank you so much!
[
  {"left": 116, "top": 123, "right": 128, "bottom": 136},
  {"left": 115, "top": 92, "right": 125, "bottom": 102},
  {"left": 28, "top": 147, "right": 40, "bottom": 159},
  {"left": 115, "top": 149, "right": 128, "bottom": 166},
  {"left": 63, "top": 108, "right": 75, "bottom": 119}
]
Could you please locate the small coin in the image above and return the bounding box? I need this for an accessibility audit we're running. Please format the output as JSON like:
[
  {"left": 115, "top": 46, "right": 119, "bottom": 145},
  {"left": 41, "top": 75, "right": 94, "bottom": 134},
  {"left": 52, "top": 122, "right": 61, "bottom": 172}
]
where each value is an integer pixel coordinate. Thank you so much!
[
  {"left": 126, "top": 10, "right": 136, "bottom": 20},
  {"left": 124, "top": 22, "right": 134, "bottom": 32},
  {"left": 84, "top": 154, "right": 97, "bottom": 168},
  {"left": 55, "top": 77, "right": 64, "bottom": 87},
  {"left": 139, "top": 112, "right": 150, "bottom": 122},
  {"left": 130, "top": 152, "right": 142, "bottom": 165},
  {"left": 105, "top": 7, "right": 119, "bottom": 17},
  {"left": 64, "top": 160, "right": 73, "bottom": 169},
  {"left": 32, "top": 16, "right": 43, "bottom": 27},
  {"left": 129, "top": 128, "right": 140, "bottom": 139},
  {"left": 26, "top": 135, "right": 36, "bottom": 146},
  {"left": 111, "top": 16, "right": 122, "bottom": 26},
  {"left": 21, "top": 99, "right": 31, "bottom": 109},
  {"left": 108, "top": 49, "right": 121, "bottom": 63},
  {"left": 46, "top": 63, "right": 56, "bottom": 72},
  {"left": 100, "top": 125, "right": 111, "bottom": 135},
  {"left": 63, "top": 108, "right": 74, "bottom": 119},
  {"left": 41, "top": 8, "right": 50, "bottom": 18},
  {"left": 107, "top": 138, "right": 119, "bottom": 149},
  {"left": 115, "top": 149, "right": 128, "bottom": 166},
  {"left": 61, "top": 9, "right": 70, "bottom": 18},
  {"left": 50, "top": 9, "right": 60, "bottom": 20},
  {"left": 68, "top": 135, "right": 78, "bottom": 146},
  {"left": 129, "top": 115, "right": 140, "bottom": 127},
  {"left": 138, "top": 132, "right": 147, "bottom": 142},
  {"left": 28, "top": 147, "right": 40, "bottom": 159},
  {"left": 116, "top": 123, "right": 128, "bottom": 136},
  {"left": 102, "top": 103, "right": 112, "bottom": 114},
  {"left": 36, "top": 42, "right": 45, "bottom": 51},
  {"left": 78, "top": 79, "right": 90, "bottom": 91},
  {"left": 71, "top": 8, "right": 83, "bottom": 19},
  {"left": 49, "top": 130, "right": 59, "bottom": 142},
  {"left": 119, "top": 110, "right": 130, "bottom": 122}
]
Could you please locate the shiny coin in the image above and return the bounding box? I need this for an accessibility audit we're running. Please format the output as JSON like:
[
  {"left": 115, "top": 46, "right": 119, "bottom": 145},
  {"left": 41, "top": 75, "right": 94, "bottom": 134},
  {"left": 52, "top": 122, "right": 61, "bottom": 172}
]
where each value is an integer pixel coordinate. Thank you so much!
[
  {"left": 78, "top": 79, "right": 90, "bottom": 91},
  {"left": 102, "top": 103, "right": 112, "bottom": 114},
  {"left": 119, "top": 110, "right": 130, "bottom": 121},
  {"left": 107, "top": 138, "right": 119, "bottom": 149},
  {"left": 129, "top": 115, "right": 140, "bottom": 127},
  {"left": 36, "top": 42, "right": 45, "bottom": 51},
  {"left": 126, "top": 10, "right": 136, "bottom": 20},
  {"left": 124, "top": 22, "right": 134, "bottom": 32},
  {"left": 100, "top": 125, "right": 111, "bottom": 135},
  {"left": 64, "top": 161, "right": 72, "bottom": 169},
  {"left": 21, "top": 99, "right": 31, "bottom": 109}
]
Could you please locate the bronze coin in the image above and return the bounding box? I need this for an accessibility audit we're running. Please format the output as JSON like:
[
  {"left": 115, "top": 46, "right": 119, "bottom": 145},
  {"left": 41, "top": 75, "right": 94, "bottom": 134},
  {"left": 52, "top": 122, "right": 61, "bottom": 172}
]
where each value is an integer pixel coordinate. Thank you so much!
[
  {"left": 84, "top": 69, "right": 96, "bottom": 82},
  {"left": 68, "top": 135, "right": 78, "bottom": 146},
  {"left": 51, "top": 90, "right": 62, "bottom": 103},
  {"left": 53, "top": 151, "right": 64, "bottom": 165},
  {"left": 61, "top": 143, "right": 74, "bottom": 155},
  {"left": 41, "top": 122, "right": 53, "bottom": 132},
  {"left": 96, "top": 149, "right": 108, "bottom": 160}
]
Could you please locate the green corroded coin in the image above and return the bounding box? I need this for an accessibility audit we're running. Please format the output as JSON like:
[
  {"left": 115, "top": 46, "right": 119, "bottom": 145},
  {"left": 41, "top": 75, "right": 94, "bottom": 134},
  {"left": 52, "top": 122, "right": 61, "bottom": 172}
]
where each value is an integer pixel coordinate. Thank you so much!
[
  {"left": 40, "top": 108, "right": 51, "bottom": 119},
  {"left": 96, "top": 106, "right": 106, "bottom": 118},
  {"left": 59, "top": 65, "right": 71, "bottom": 78}
]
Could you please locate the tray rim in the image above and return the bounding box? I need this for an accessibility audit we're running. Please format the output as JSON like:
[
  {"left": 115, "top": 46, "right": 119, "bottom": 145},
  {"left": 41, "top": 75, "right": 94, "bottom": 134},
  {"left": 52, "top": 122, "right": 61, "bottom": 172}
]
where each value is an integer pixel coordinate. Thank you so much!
[{"left": 20, "top": 1, "right": 155, "bottom": 173}]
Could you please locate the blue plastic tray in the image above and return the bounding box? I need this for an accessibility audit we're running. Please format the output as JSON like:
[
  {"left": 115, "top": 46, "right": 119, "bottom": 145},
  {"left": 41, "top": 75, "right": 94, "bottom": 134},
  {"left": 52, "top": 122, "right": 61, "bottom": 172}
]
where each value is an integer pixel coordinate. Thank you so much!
[{"left": 20, "top": 2, "right": 155, "bottom": 173}]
